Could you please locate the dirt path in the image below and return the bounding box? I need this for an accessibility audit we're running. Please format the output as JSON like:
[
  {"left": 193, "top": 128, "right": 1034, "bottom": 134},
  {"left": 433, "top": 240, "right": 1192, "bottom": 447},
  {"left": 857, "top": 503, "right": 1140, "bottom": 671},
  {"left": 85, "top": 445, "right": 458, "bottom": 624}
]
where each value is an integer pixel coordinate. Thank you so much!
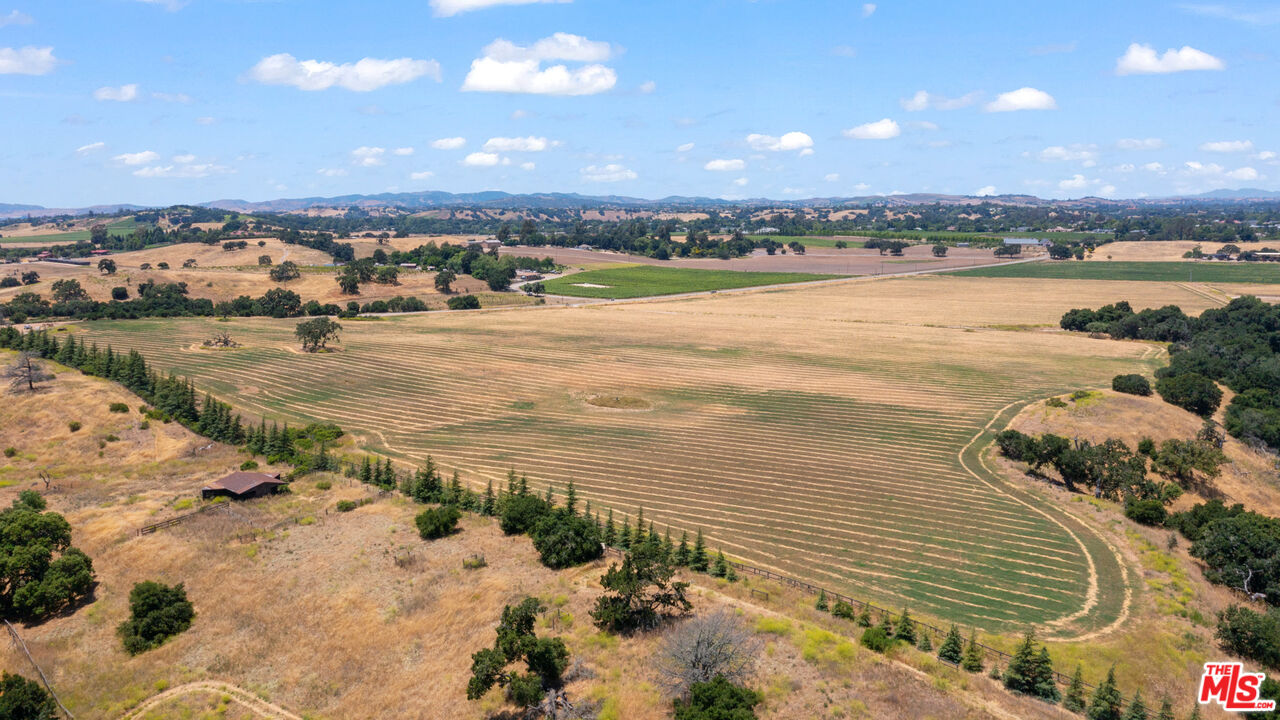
[{"left": 118, "top": 680, "right": 303, "bottom": 720}]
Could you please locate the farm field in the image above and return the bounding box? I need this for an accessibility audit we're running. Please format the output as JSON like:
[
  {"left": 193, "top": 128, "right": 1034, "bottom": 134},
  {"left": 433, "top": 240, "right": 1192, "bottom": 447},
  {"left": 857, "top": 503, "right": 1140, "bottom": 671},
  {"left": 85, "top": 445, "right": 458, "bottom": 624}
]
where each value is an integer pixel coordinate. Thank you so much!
[
  {"left": 69, "top": 275, "right": 1229, "bottom": 634},
  {"left": 1087, "top": 241, "right": 1207, "bottom": 262},
  {"left": 954, "top": 260, "right": 1280, "bottom": 283},
  {"left": 0, "top": 217, "right": 138, "bottom": 244},
  {"left": 540, "top": 265, "right": 844, "bottom": 298}
]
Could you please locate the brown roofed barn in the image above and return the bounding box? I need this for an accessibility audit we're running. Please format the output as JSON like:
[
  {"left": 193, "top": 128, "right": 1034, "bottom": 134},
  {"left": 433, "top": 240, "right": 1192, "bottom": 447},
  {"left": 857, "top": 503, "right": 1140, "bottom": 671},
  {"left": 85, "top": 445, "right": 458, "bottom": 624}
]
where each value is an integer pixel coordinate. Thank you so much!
[{"left": 201, "top": 471, "right": 286, "bottom": 500}]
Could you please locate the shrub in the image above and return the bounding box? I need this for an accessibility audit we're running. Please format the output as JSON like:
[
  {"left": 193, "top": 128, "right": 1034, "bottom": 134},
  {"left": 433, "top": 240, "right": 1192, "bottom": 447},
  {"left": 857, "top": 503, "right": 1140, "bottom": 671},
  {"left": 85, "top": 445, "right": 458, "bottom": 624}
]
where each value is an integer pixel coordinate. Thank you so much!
[
  {"left": 117, "top": 581, "right": 195, "bottom": 655},
  {"left": 1112, "top": 374, "right": 1152, "bottom": 396},
  {"left": 336, "top": 500, "right": 358, "bottom": 512},
  {"left": 67, "top": 421, "right": 81, "bottom": 432},
  {"left": 1124, "top": 497, "right": 1168, "bottom": 526},
  {"left": 1216, "top": 605, "right": 1280, "bottom": 670},
  {"left": 1069, "top": 390, "right": 1091, "bottom": 402},
  {"left": 110, "top": 286, "right": 128, "bottom": 301},
  {"left": 415, "top": 505, "right": 461, "bottom": 540},
  {"left": 1045, "top": 396, "right": 1068, "bottom": 408},
  {"left": 463, "top": 555, "right": 487, "bottom": 570},
  {"left": 859, "top": 626, "right": 894, "bottom": 653},
  {"left": 673, "top": 677, "right": 762, "bottom": 720},
  {"left": 0, "top": 672, "right": 59, "bottom": 720},
  {"left": 831, "top": 600, "right": 855, "bottom": 620},
  {"left": 138, "top": 421, "right": 149, "bottom": 430},
  {"left": 108, "top": 402, "right": 129, "bottom": 413},
  {"left": 499, "top": 493, "right": 552, "bottom": 535},
  {"left": 3, "top": 447, "right": 14, "bottom": 458},
  {"left": 447, "top": 294, "right": 481, "bottom": 310},
  {"left": 1156, "top": 372, "right": 1223, "bottom": 417},
  {"left": 531, "top": 510, "right": 603, "bottom": 568},
  {"left": 104, "top": 434, "right": 119, "bottom": 442},
  {"left": 238, "top": 460, "right": 259, "bottom": 471},
  {"left": 316, "top": 480, "right": 332, "bottom": 491}
]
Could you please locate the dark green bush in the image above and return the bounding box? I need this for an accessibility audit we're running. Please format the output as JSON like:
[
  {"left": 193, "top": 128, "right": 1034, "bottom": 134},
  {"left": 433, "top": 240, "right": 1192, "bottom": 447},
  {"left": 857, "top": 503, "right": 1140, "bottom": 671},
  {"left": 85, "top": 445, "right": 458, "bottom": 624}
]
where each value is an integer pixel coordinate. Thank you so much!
[
  {"left": 1216, "top": 605, "right": 1280, "bottom": 670},
  {"left": 67, "top": 421, "right": 81, "bottom": 432},
  {"left": 336, "top": 500, "right": 358, "bottom": 512},
  {"left": 3, "top": 447, "right": 15, "bottom": 458},
  {"left": 859, "top": 626, "right": 894, "bottom": 653},
  {"left": 1124, "top": 497, "right": 1168, "bottom": 526},
  {"left": 673, "top": 677, "right": 762, "bottom": 720},
  {"left": 0, "top": 672, "right": 59, "bottom": 720},
  {"left": 117, "top": 581, "right": 194, "bottom": 655},
  {"left": 499, "top": 494, "right": 552, "bottom": 535},
  {"left": 1156, "top": 373, "right": 1222, "bottom": 417},
  {"left": 1112, "top": 374, "right": 1152, "bottom": 396},
  {"left": 446, "top": 294, "right": 481, "bottom": 311},
  {"left": 239, "top": 460, "right": 258, "bottom": 471},
  {"left": 108, "top": 402, "right": 129, "bottom": 413},
  {"left": 415, "top": 505, "right": 461, "bottom": 540},
  {"left": 530, "top": 510, "right": 602, "bottom": 568}
]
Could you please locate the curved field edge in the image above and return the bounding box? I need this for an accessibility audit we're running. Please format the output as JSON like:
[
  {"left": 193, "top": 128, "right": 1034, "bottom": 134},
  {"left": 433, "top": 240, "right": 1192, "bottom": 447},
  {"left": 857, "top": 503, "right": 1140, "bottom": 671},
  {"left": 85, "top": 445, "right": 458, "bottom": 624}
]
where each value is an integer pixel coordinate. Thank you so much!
[{"left": 960, "top": 397, "right": 1135, "bottom": 640}]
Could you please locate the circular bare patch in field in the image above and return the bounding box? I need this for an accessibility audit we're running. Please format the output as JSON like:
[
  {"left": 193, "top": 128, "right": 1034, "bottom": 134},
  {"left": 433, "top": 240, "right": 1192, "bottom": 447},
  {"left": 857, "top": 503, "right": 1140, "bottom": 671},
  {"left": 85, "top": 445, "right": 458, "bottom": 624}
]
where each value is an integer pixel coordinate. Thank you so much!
[{"left": 584, "top": 394, "right": 652, "bottom": 411}]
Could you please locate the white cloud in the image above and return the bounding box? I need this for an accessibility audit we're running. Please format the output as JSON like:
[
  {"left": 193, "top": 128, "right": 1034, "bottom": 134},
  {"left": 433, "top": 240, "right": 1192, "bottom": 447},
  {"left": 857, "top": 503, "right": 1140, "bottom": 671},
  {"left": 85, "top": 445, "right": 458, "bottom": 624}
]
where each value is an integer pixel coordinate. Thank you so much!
[
  {"left": 351, "top": 146, "right": 387, "bottom": 167},
  {"left": 483, "top": 136, "right": 554, "bottom": 152},
  {"left": 746, "top": 131, "right": 814, "bottom": 153},
  {"left": 975, "top": 185, "right": 997, "bottom": 196},
  {"left": 520, "top": 161, "right": 536, "bottom": 171},
  {"left": 853, "top": 183, "right": 871, "bottom": 192},
  {"left": 704, "top": 158, "right": 745, "bottom": 171},
  {"left": 0, "top": 10, "right": 33, "bottom": 28},
  {"left": 172, "top": 153, "right": 196, "bottom": 163},
  {"left": 463, "top": 152, "right": 502, "bottom": 167},
  {"left": 1257, "top": 151, "right": 1278, "bottom": 161},
  {"left": 799, "top": 148, "right": 814, "bottom": 156},
  {"left": 317, "top": 168, "right": 348, "bottom": 177},
  {"left": 1100, "top": 185, "right": 1118, "bottom": 196},
  {"left": 152, "top": 91, "right": 191, "bottom": 103},
  {"left": 1180, "top": 4, "right": 1280, "bottom": 25},
  {"left": 1200, "top": 140, "right": 1253, "bottom": 153},
  {"left": 1143, "top": 162, "right": 1166, "bottom": 172},
  {"left": 114, "top": 151, "right": 159, "bottom": 166},
  {"left": 824, "top": 173, "right": 840, "bottom": 182},
  {"left": 134, "top": 163, "right": 230, "bottom": 179},
  {"left": 1036, "top": 144, "right": 1099, "bottom": 165},
  {"left": 1115, "top": 43, "right": 1225, "bottom": 75},
  {"left": 639, "top": 80, "right": 656, "bottom": 94},
  {"left": 75, "top": 142, "right": 106, "bottom": 156},
  {"left": 410, "top": 171, "right": 434, "bottom": 181},
  {"left": 462, "top": 33, "right": 617, "bottom": 95},
  {"left": 1183, "top": 161, "right": 1261, "bottom": 181},
  {"left": 431, "top": 137, "right": 467, "bottom": 150},
  {"left": 732, "top": 177, "right": 749, "bottom": 187},
  {"left": 247, "top": 53, "right": 441, "bottom": 92},
  {"left": 0, "top": 46, "right": 58, "bottom": 75},
  {"left": 676, "top": 142, "right": 694, "bottom": 153},
  {"left": 984, "top": 87, "right": 1057, "bottom": 112},
  {"left": 393, "top": 147, "right": 414, "bottom": 156},
  {"left": 862, "top": 3, "right": 877, "bottom": 17},
  {"left": 511, "top": 109, "right": 530, "bottom": 119},
  {"left": 911, "top": 120, "right": 940, "bottom": 131},
  {"left": 94, "top": 84, "right": 139, "bottom": 102},
  {"left": 429, "top": 0, "right": 571, "bottom": 18},
  {"left": 1058, "top": 174, "right": 1089, "bottom": 191},
  {"left": 580, "top": 163, "right": 636, "bottom": 182},
  {"left": 899, "top": 90, "right": 980, "bottom": 111},
  {"left": 1116, "top": 163, "right": 1136, "bottom": 173},
  {"left": 1117, "top": 137, "right": 1164, "bottom": 150},
  {"left": 843, "top": 118, "right": 901, "bottom": 140}
]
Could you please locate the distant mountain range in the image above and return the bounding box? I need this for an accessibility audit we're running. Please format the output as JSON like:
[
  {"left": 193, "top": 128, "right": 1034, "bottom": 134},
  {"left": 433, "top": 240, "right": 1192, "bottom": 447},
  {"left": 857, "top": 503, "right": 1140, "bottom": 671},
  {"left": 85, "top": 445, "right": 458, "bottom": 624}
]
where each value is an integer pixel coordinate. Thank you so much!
[{"left": 2, "top": 189, "right": 1280, "bottom": 219}]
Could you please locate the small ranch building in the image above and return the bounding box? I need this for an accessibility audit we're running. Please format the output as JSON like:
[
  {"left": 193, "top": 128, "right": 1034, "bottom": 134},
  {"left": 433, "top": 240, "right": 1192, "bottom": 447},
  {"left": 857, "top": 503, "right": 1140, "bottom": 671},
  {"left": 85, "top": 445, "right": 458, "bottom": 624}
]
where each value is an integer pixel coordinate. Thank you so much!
[{"left": 201, "top": 471, "right": 286, "bottom": 500}]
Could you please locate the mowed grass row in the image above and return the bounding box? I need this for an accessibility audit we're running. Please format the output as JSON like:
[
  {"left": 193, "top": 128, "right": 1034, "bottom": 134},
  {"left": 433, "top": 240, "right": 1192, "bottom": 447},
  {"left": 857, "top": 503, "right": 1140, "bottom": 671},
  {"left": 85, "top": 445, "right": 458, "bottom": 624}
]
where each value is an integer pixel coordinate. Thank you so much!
[
  {"left": 77, "top": 301, "right": 1150, "bottom": 629},
  {"left": 541, "top": 265, "right": 844, "bottom": 298},
  {"left": 953, "top": 260, "right": 1280, "bottom": 284}
]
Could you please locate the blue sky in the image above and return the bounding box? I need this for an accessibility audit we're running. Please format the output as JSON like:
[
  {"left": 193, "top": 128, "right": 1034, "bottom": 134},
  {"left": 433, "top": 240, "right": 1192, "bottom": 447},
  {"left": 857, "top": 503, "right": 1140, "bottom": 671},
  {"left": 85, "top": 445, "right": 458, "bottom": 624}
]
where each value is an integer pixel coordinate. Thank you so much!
[{"left": 1, "top": 0, "right": 1278, "bottom": 207}]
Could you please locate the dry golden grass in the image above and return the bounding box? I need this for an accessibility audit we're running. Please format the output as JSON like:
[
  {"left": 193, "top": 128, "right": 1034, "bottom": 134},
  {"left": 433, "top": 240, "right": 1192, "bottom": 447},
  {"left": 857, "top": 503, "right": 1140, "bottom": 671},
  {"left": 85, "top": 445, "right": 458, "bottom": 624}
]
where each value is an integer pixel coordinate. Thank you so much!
[
  {"left": 117, "top": 238, "right": 334, "bottom": 269},
  {"left": 1088, "top": 241, "right": 1208, "bottom": 262}
]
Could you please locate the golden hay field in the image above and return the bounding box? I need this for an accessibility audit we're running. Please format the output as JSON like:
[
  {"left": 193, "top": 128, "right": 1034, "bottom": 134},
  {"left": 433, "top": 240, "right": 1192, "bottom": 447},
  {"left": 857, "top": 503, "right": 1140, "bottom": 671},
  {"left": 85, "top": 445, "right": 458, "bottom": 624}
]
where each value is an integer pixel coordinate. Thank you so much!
[
  {"left": 0, "top": 362, "right": 1083, "bottom": 720},
  {"left": 71, "top": 275, "right": 1236, "bottom": 636},
  {"left": 1088, "top": 241, "right": 1207, "bottom": 262}
]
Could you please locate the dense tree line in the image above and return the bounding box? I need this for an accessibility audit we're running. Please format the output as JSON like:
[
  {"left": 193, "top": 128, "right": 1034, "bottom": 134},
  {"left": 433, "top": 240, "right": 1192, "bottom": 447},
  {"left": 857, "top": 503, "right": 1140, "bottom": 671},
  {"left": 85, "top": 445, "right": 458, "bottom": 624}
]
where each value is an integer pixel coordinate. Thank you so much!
[{"left": 1063, "top": 297, "right": 1280, "bottom": 452}]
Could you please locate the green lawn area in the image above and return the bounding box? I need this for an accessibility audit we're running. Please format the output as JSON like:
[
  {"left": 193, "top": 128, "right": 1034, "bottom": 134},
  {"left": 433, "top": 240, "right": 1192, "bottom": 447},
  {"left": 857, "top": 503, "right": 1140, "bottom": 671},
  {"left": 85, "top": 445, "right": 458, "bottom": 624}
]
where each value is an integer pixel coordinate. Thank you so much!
[
  {"left": 952, "top": 260, "right": 1280, "bottom": 283},
  {"left": 541, "top": 265, "right": 844, "bottom": 298},
  {"left": 0, "top": 217, "right": 138, "bottom": 245}
]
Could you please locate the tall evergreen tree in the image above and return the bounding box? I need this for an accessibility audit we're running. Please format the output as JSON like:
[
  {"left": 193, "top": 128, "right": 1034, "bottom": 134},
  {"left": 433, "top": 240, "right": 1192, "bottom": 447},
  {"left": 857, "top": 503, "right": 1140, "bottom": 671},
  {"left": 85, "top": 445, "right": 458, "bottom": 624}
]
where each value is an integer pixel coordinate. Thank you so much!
[
  {"left": 619, "top": 518, "right": 632, "bottom": 549},
  {"left": 675, "top": 531, "right": 690, "bottom": 566},
  {"left": 961, "top": 631, "right": 984, "bottom": 672},
  {"left": 565, "top": 480, "right": 577, "bottom": 515},
  {"left": 711, "top": 550, "right": 728, "bottom": 578},
  {"left": 939, "top": 624, "right": 964, "bottom": 664},
  {"left": 815, "top": 590, "right": 829, "bottom": 612},
  {"left": 604, "top": 509, "right": 616, "bottom": 546},
  {"left": 517, "top": 473, "right": 529, "bottom": 496},
  {"left": 1123, "top": 690, "right": 1147, "bottom": 720},
  {"left": 1154, "top": 699, "right": 1174, "bottom": 720},
  {"left": 1086, "top": 667, "right": 1124, "bottom": 720},
  {"left": 544, "top": 483, "right": 554, "bottom": 504},
  {"left": 482, "top": 480, "right": 496, "bottom": 516},
  {"left": 894, "top": 608, "right": 916, "bottom": 644},
  {"left": 1063, "top": 665, "right": 1088, "bottom": 713},
  {"left": 359, "top": 456, "right": 373, "bottom": 485},
  {"left": 1032, "top": 646, "right": 1061, "bottom": 703},
  {"left": 690, "top": 529, "right": 708, "bottom": 572},
  {"left": 661, "top": 528, "right": 674, "bottom": 561},
  {"left": 916, "top": 630, "right": 932, "bottom": 652}
]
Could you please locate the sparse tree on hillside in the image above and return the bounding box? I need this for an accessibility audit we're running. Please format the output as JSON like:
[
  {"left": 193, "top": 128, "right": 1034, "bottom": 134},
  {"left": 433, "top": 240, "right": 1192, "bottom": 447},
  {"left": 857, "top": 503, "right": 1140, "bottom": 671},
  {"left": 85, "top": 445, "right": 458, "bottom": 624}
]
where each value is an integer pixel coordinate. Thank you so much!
[
  {"left": 434, "top": 268, "right": 457, "bottom": 293},
  {"left": 467, "top": 597, "right": 569, "bottom": 709},
  {"left": 654, "top": 609, "right": 761, "bottom": 697},
  {"left": 1087, "top": 667, "right": 1124, "bottom": 720},
  {"left": 5, "top": 352, "right": 52, "bottom": 393},
  {"left": 295, "top": 317, "right": 342, "bottom": 353},
  {"left": 269, "top": 261, "right": 300, "bottom": 282},
  {"left": 97, "top": 258, "right": 116, "bottom": 275},
  {"left": 932, "top": 243, "right": 948, "bottom": 257},
  {"left": 938, "top": 624, "right": 964, "bottom": 664},
  {"left": 258, "top": 255, "right": 272, "bottom": 266}
]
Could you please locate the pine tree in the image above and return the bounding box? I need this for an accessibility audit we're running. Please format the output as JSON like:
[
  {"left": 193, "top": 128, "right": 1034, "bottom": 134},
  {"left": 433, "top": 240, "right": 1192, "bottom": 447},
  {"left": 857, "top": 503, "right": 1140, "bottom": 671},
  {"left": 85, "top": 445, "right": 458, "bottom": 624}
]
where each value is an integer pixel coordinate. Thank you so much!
[
  {"left": 506, "top": 469, "right": 518, "bottom": 497},
  {"left": 604, "top": 509, "right": 616, "bottom": 546},
  {"left": 855, "top": 606, "right": 872, "bottom": 628},
  {"left": 690, "top": 529, "right": 708, "bottom": 572},
  {"left": 675, "top": 531, "right": 690, "bottom": 566},
  {"left": 816, "top": 590, "right": 830, "bottom": 612},
  {"left": 1086, "top": 667, "right": 1124, "bottom": 720},
  {"left": 1186, "top": 705, "right": 1201, "bottom": 720},
  {"left": 544, "top": 483, "right": 554, "bottom": 504},
  {"left": 1154, "top": 699, "right": 1174, "bottom": 720},
  {"left": 1003, "top": 631, "right": 1039, "bottom": 696},
  {"left": 518, "top": 473, "right": 529, "bottom": 496},
  {"left": 483, "top": 480, "right": 496, "bottom": 516},
  {"left": 661, "top": 528, "right": 674, "bottom": 561},
  {"left": 724, "top": 564, "right": 737, "bottom": 582},
  {"left": 449, "top": 471, "right": 463, "bottom": 505},
  {"left": 634, "top": 508, "right": 645, "bottom": 541},
  {"left": 359, "top": 456, "right": 373, "bottom": 485},
  {"left": 1063, "top": 665, "right": 1087, "bottom": 713},
  {"left": 877, "top": 612, "right": 894, "bottom": 638},
  {"left": 619, "top": 518, "right": 632, "bottom": 549},
  {"left": 916, "top": 631, "right": 932, "bottom": 652},
  {"left": 894, "top": 608, "right": 916, "bottom": 644},
  {"left": 565, "top": 479, "right": 577, "bottom": 515},
  {"left": 711, "top": 550, "right": 728, "bottom": 578},
  {"left": 1032, "top": 646, "right": 1061, "bottom": 703},
  {"left": 961, "top": 631, "right": 984, "bottom": 673},
  {"left": 648, "top": 521, "right": 658, "bottom": 545},
  {"left": 1123, "top": 690, "right": 1147, "bottom": 720},
  {"left": 939, "top": 624, "right": 964, "bottom": 664}
]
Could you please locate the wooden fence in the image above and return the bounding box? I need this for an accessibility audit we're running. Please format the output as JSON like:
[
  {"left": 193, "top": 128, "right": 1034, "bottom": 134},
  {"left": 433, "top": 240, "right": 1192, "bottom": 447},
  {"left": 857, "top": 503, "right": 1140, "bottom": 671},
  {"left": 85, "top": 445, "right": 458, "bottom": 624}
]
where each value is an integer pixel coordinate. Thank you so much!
[
  {"left": 5, "top": 620, "right": 74, "bottom": 719},
  {"left": 603, "top": 547, "right": 1094, "bottom": 692},
  {"left": 136, "top": 501, "right": 229, "bottom": 536}
]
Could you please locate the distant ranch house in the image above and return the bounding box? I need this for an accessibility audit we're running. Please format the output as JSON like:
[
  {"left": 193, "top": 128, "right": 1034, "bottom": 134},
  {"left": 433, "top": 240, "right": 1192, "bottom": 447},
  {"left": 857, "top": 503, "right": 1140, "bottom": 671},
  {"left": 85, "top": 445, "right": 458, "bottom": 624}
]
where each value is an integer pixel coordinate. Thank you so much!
[
  {"left": 466, "top": 238, "right": 503, "bottom": 251},
  {"left": 201, "top": 471, "right": 286, "bottom": 500},
  {"left": 1001, "top": 238, "right": 1052, "bottom": 247}
]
